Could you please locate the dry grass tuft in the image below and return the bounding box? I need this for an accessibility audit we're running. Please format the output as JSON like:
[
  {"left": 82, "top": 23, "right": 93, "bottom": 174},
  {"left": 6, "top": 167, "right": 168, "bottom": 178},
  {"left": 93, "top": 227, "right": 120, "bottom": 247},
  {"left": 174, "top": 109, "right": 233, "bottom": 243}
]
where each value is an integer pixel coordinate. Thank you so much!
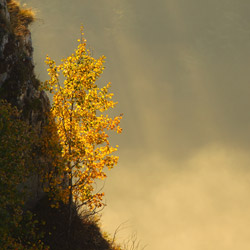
[{"left": 7, "top": 0, "right": 35, "bottom": 36}]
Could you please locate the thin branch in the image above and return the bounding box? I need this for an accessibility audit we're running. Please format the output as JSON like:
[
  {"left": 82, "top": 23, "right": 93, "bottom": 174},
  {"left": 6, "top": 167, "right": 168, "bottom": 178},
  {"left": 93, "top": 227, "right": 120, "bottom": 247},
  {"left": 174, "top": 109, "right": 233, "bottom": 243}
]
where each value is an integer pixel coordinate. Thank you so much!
[{"left": 111, "top": 220, "right": 129, "bottom": 246}]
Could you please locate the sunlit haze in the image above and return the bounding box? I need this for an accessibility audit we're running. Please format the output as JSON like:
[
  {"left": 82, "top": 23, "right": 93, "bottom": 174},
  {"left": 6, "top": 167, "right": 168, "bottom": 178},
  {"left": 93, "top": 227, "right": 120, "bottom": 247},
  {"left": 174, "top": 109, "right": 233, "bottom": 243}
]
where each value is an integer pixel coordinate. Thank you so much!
[{"left": 20, "top": 0, "right": 250, "bottom": 249}]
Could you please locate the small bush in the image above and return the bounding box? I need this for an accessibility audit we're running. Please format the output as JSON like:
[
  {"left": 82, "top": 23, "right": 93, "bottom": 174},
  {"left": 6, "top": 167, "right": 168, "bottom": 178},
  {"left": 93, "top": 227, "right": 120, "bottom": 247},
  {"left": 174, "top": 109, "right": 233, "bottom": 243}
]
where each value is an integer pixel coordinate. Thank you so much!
[{"left": 0, "top": 100, "right": 47, "bottom": 249}]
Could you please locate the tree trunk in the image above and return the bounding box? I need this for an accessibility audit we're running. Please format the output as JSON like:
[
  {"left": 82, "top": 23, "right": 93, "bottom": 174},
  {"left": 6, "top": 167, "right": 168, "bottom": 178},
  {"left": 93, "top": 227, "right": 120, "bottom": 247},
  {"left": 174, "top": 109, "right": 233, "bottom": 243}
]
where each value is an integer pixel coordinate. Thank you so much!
[{"left": 67, "top": 167, "right": 73, "bottom": 248}]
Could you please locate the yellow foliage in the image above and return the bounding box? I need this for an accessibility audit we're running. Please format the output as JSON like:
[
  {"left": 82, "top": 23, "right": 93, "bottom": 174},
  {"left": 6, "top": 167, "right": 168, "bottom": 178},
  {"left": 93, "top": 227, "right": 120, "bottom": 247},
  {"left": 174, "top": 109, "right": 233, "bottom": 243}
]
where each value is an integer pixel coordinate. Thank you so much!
[{"left": 42, "top": 27, "right": 122, "bottom": 211}]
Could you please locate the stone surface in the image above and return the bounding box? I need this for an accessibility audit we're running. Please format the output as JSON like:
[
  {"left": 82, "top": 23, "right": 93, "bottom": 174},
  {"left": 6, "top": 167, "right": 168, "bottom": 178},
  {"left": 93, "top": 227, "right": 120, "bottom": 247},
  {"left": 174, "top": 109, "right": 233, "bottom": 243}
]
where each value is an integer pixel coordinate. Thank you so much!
[
  {"left": 0, "top": 0, "right": 51, "bottom": 208},
  {"left": 0, "top": 0, "right": 10, "bottom": 22}
]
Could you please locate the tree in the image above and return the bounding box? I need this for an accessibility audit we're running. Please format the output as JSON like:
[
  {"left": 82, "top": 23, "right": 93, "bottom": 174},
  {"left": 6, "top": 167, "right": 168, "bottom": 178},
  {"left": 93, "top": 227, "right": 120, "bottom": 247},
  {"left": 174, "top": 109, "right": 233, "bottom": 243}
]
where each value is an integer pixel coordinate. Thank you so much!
[{"left": 42, "top": 27, "right": 122, "bottom": 239}]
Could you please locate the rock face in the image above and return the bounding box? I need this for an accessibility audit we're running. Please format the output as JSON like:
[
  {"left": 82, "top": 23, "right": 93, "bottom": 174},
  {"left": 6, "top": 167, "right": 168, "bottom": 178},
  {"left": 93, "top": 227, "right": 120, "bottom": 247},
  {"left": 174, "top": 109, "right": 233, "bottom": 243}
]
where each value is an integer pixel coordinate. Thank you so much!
[
  {"left": 0, "top": 0, "right": 50, "bottom": 131},
  {"left": 0, "top": 0, "right": 50, "bottom": 207}
]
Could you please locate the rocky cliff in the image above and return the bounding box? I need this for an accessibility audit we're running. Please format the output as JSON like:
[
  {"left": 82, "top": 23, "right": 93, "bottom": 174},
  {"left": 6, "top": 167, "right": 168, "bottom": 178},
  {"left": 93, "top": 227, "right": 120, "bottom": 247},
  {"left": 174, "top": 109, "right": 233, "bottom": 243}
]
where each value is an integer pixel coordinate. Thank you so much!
[
  {"left": 0, "top": 0, "right": 50, "bottom": 130},
  {"left": 0, "top": 0, "right": 51, "bottom": 207}
]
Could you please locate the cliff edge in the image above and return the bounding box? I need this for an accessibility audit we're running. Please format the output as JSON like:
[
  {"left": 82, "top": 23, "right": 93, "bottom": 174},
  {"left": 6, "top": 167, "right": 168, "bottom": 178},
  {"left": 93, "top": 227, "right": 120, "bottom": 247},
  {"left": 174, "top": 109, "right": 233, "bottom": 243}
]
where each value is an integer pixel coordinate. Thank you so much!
[
  {"left": 0, "top": 0, "right": 51, "bottom": 207},
  {"left": 0, "top": 0, "right": 50, "bottom": 129}
]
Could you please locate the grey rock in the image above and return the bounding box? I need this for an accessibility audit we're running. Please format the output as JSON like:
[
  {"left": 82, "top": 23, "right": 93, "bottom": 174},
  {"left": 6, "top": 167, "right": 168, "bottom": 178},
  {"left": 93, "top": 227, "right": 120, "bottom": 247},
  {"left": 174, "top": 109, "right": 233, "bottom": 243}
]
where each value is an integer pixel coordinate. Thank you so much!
[{"left": 0, "top": 0, "right": 53, "bottom": 208}]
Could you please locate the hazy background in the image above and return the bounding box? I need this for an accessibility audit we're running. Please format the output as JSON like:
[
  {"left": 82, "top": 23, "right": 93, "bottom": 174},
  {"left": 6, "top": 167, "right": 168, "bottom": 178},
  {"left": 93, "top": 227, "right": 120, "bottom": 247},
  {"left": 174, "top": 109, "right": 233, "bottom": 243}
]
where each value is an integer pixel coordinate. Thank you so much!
[{"left": 20, "top": 0, "right": 250, "bottom": 249}]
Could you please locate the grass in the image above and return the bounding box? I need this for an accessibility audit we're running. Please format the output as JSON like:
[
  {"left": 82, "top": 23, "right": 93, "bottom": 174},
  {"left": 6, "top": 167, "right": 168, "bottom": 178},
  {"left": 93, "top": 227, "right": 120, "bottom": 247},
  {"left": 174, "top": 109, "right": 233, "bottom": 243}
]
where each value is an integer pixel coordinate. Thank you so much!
[{"left": 7, "top": 0, "right": 35, "bottom": 36}]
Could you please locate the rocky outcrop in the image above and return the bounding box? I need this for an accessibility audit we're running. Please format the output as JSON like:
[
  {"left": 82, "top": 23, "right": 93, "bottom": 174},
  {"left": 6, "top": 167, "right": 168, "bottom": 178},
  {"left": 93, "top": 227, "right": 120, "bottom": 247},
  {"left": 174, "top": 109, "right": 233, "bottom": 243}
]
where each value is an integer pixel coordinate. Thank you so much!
[
  {"left": 0, "top": 0, "right": 50, "bottom": 132},
  {"left": 0, "top": 0, "right": 50, "bottom": 207}
]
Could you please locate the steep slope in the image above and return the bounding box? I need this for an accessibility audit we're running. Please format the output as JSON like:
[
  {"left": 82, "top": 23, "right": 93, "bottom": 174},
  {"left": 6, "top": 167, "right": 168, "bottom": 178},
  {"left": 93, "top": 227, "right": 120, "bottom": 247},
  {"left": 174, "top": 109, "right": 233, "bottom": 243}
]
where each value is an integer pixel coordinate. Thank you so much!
[
  {"left": 0, "top": 1, "right": 121, "bottom": 249},
  {"left": 0, "top": 0, "right": 51, "bottom": 208},
  {"left": 0, "top": 0, "right": 50, "bottom": 126}
]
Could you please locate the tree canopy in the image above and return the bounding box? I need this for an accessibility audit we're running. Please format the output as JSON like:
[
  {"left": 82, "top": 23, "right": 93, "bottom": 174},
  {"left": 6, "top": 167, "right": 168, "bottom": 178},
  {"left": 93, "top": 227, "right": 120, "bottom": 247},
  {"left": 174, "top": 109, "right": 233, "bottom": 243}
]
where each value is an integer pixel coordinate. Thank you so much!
[{"left": 42, "top": 27, "right": 122, "bottom": 212}]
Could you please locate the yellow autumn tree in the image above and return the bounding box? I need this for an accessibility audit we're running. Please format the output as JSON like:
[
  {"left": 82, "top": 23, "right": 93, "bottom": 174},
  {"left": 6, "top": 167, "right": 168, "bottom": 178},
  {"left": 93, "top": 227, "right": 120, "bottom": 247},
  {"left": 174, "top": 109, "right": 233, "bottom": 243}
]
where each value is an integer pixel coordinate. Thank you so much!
[{"left": 42, "top": 27, "right": 122, "bottom": 233}]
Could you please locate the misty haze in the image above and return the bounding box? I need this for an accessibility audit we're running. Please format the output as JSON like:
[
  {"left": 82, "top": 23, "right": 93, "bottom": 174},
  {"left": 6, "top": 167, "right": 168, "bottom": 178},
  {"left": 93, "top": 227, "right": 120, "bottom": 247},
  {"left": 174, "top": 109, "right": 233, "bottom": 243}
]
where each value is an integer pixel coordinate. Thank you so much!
[{"left": 18, "top": 0, "right": 250, "bottom": 249}]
